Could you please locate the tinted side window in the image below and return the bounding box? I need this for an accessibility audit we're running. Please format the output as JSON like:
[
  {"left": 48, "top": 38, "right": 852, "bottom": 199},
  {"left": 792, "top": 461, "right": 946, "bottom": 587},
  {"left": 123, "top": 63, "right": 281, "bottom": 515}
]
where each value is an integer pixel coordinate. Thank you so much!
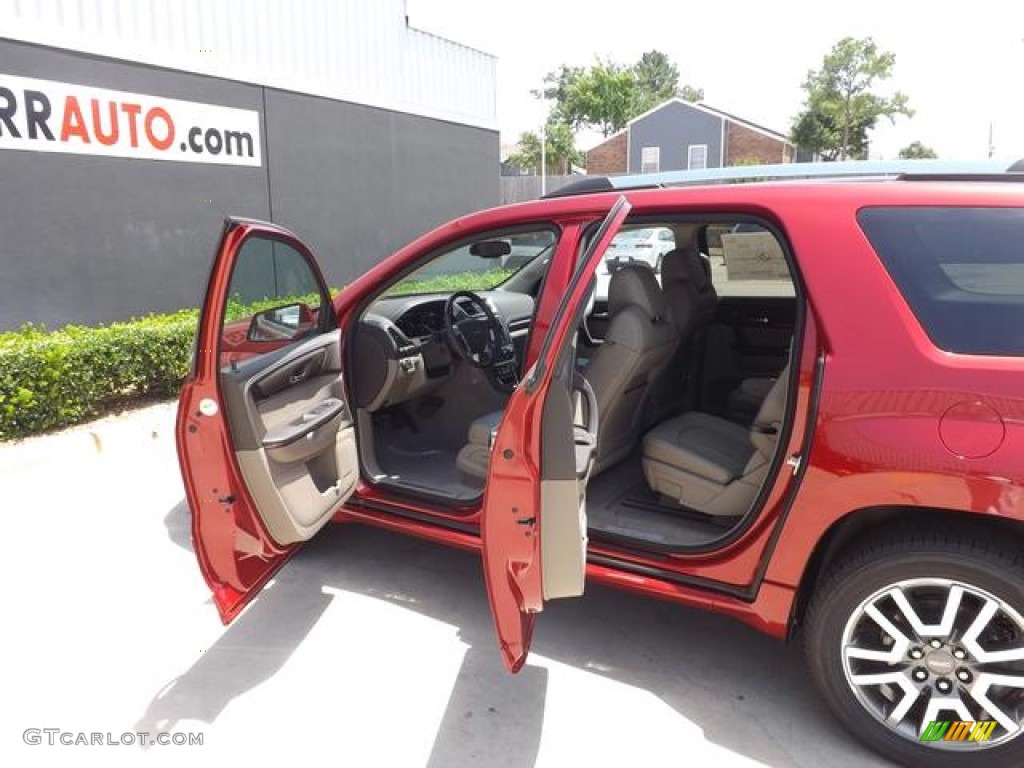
[
  {"left": 225, "top": 237, "right": 321, "bottom": 307},
  {"left": 859, "top": 207, "right": 1024, "bottom": 355},
  {"left": 220, "top": 235, "right": 327, "bottom": 365}
]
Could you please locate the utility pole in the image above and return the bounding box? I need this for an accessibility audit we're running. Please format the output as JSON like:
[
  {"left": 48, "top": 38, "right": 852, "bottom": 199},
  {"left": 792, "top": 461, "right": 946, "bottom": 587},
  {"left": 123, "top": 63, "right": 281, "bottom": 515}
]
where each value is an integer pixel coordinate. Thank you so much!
[
  {"left": 540, "top": 121, "right": 546, "bottom": 196},
  {"left": 536, "top": 82, "right": 548, "bottom": 196}
]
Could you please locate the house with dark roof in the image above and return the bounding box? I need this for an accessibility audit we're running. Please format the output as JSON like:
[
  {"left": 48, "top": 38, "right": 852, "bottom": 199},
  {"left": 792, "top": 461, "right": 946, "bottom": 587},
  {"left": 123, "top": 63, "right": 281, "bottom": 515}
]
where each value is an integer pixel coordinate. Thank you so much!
[{"left": 587, "top": 98, "right": 807, "bottom": 175}]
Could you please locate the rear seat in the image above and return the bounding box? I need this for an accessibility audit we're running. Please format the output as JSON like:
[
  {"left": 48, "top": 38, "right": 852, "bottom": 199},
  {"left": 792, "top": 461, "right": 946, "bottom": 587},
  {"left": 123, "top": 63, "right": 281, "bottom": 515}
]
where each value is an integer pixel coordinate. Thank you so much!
[
  {"left": 641, "top": 362, "right": 790, "bottom": 518},
  {"left": 660, "top": 246, "right": 781, "bottom": 424}
]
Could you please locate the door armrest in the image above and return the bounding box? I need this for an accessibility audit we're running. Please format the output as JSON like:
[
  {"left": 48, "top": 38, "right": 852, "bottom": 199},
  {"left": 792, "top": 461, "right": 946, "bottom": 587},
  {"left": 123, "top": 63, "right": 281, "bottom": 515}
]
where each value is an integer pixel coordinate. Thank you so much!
[{"left": 262, "top": 398, "right": 346, "bottom": 449}]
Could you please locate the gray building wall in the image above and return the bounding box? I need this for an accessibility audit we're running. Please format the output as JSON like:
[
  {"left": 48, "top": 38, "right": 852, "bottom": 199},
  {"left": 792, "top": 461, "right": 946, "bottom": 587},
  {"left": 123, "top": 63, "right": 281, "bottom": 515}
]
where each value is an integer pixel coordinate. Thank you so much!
[
  {"left": 627, "top": 101, "right": 723, "bottom": 173},
  {"left": 264, "top": 89, "right": 498, "bottom": 288},
  {"left": 0, "top": 39, "right": 498, "bottom": 331}
]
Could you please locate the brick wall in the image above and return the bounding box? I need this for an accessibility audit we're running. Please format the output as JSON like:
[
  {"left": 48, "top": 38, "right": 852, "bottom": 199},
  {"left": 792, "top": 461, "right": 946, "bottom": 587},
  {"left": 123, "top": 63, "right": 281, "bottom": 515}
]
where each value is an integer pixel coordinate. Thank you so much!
[
  {"left": 586, "top": 131, "right": 628, "bottom": 174},
  {"left": 725, "top": 121, "right": 791, "bottom": 165}
]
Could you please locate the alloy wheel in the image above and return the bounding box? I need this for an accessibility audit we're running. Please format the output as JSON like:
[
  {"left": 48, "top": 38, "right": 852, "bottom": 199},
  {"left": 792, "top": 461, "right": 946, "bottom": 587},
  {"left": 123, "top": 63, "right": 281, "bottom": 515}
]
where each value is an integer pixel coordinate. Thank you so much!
[{"left": 841, "top": 577, "right": 1024, "bottom": 750}]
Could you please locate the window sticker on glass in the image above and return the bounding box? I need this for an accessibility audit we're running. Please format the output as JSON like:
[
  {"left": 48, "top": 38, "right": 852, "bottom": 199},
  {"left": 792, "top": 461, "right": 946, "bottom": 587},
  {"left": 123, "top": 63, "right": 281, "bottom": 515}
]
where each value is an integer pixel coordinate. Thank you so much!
[{"left": 720, "top": 232, "right": 790, "bottom": 280}]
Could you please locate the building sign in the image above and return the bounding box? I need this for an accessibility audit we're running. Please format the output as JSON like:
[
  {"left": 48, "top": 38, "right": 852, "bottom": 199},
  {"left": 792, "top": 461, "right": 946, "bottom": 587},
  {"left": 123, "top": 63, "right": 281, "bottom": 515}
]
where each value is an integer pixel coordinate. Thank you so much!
[{"left": 0, "top": 74, "right": 261, "bottom": 166}]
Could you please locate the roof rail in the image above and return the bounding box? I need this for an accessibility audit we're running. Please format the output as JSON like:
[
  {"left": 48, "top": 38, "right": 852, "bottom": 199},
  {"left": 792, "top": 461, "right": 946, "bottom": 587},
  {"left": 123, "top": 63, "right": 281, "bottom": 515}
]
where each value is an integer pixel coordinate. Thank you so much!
[{"left": 542, "top": 159, "right": 1024, "bottom": 198}]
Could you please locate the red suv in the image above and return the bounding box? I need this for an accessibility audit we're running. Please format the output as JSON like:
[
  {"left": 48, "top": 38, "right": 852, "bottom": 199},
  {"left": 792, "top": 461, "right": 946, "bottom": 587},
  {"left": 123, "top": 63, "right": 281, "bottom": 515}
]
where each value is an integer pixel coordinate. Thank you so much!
[{"left": 176, "top": 161, "right": 1024, "bottom": 767}]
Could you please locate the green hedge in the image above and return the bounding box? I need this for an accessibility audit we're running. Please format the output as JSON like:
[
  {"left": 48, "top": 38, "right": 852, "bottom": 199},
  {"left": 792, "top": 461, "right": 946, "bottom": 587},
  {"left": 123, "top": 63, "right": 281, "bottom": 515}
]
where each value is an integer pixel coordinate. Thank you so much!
[
  {"left": 0, "top": 311, "right": 199, "bottom": 440},
  {"left": 0, "top": 268, "right": 520, "bottom": 441},
  {"left": 0, "top": 293, "right": 324, "bottom": 441}
]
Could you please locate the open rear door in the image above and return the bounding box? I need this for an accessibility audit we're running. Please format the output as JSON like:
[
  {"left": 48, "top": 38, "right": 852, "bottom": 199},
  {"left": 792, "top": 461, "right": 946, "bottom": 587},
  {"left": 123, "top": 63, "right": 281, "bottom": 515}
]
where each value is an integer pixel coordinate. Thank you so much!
[
  {"left": 176, "top": 218, "right": 359, "bottom": 622},
  {"left": 481, "top": 197, "right": 631, "bottom": 671}
]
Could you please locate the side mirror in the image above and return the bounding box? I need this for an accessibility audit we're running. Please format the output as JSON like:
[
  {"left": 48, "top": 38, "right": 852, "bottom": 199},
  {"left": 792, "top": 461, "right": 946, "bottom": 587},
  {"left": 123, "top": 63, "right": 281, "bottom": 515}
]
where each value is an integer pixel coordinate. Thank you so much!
[
  {"left": 470, "top": 240, "right": 512, "bottom": 259},
  {"left": 247, "top": 302, "right": 316, "bottom": 343}
]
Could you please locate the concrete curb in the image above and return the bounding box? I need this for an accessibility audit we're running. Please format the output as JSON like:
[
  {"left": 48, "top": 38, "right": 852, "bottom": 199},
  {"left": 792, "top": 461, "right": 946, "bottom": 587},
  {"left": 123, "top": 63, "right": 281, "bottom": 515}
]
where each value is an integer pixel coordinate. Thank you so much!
[{"left": 0, "top": 399, "right": 178, "bottom": 470}]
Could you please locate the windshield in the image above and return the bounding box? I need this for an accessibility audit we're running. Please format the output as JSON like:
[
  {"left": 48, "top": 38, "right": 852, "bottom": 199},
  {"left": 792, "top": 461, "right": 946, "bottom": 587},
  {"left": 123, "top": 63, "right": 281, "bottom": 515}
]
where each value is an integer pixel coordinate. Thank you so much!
[{"left": 384, "top": 230, "right": 556, "bottom": 296}]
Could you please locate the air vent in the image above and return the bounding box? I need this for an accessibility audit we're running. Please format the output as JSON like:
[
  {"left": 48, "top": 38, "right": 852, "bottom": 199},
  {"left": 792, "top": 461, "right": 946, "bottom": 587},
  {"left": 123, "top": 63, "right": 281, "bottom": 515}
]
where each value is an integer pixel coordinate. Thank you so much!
[{"left": 456, "top": 298, "right": 484, "bottom": 316}]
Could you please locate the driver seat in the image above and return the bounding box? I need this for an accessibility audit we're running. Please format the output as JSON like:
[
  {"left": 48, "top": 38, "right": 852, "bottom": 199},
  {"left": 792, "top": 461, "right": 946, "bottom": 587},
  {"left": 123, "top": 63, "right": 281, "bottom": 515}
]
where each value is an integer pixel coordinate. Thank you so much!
[{"left": 456, "top": 265, "right": 678, "bottom": 481}]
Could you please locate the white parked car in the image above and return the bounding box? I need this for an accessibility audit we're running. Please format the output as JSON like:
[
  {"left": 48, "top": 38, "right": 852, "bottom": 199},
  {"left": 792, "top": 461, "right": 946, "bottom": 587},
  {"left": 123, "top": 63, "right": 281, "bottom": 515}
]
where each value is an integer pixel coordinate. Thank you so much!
[{"left": 603, "top": 227, "right": 675, "bottom": 272}]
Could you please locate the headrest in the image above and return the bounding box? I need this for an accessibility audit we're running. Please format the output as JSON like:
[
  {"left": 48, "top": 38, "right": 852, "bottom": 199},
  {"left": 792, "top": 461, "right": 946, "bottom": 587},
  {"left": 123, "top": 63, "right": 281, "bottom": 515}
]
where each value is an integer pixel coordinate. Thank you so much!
[
  {"left": 661, "top": 247, "right": 711, "bottom": 293},
  {"left": 608, "top": 264, "right": 666, "bottom": 320}
]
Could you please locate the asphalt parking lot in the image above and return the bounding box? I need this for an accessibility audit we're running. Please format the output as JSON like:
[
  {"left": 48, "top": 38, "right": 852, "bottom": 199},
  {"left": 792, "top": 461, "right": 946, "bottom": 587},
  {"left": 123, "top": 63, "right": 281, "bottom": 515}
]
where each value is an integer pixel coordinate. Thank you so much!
[{"left": 1, "top": 402, "right": 894, "bottom": 768}]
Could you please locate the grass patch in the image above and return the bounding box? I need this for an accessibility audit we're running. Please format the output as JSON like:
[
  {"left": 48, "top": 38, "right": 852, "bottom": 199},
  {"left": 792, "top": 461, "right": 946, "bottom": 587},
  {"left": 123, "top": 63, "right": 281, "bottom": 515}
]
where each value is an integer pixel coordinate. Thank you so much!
[{"left": 382, "top": 268, "right": 515, "bottom": 296}]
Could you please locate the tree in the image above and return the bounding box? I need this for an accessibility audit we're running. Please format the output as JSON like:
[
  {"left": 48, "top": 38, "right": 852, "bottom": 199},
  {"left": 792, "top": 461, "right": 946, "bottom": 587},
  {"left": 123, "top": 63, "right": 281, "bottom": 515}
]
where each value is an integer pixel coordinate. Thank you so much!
[
  {"left": 536, "top": 64, "right": 585, "bottom": 109},
  {"left": 898, "top": 141, "right": 937, "bottom": 159},
  {"left": 507, "top": 121, "right": 582, "bottom": 175},
  {"left": 632, "top": 50, "right": 703, "bottom": 113},
  {"left": 560, "top": 60, "right": 638, "bottom": 137},
  {"left": 791, "top": 108, "right": 875, "bottom": 161},
  {"left": 790, "top": 37, "right": 913, "bottom": 161},
  {"left": 539, "top": 51, "right": 702, "bottom": 137}
]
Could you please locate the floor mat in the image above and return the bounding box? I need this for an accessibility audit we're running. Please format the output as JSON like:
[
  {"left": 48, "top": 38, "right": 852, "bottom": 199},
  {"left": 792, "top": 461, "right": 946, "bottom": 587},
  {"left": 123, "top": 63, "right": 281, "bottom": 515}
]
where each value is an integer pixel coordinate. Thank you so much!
[
  {"left": 376, "top": 436, "right": 736, "bottom": 546},
  {"left": 376, "top": 445, "right": 482, "bottom": 501},
  {"left": 586, "top": 458, "right": 735, "bottom": 548}
]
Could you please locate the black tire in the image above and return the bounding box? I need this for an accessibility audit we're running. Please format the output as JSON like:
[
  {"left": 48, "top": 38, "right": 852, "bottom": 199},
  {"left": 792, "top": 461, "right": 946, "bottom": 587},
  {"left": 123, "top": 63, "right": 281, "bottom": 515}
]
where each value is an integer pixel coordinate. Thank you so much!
[{"left": 803, "top": 528, "right": 1024, "bottom": 768}]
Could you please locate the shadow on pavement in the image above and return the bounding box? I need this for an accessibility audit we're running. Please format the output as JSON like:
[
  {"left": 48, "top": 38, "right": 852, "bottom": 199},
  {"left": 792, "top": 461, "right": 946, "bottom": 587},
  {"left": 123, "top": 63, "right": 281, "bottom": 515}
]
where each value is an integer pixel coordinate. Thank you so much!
[
  {"left": 133, "top": 576, "right": 333, "bottom": 744},
  {"left": 141, "top": 501, "right": 889, "bottom": 766},
  {"left": 425, "top": 645, "right": 548, "bottom": 768},
  {"left": 163, "top": 499, "right": 192, "bottom": 551}
]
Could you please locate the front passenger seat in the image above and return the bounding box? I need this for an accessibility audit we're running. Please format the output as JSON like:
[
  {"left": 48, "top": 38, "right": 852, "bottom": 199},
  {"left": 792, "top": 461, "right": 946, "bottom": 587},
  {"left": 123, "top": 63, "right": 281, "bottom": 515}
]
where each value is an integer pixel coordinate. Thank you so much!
[
  {"left": 586, "top": 265, "right": 678, "bottom": 474},
  {"left": 456, "top": 265, "right": 677, "bottom": 480}
]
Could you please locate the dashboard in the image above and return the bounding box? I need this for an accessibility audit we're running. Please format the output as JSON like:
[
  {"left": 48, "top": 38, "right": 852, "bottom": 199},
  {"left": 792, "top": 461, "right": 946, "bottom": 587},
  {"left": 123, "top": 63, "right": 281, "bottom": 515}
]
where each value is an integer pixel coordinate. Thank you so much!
[
  {"left": 350, "top": 291, "right": 535, "bottom": 412},
  {"left": 395, "top": 302, "right": 446, "bottom": 339}
]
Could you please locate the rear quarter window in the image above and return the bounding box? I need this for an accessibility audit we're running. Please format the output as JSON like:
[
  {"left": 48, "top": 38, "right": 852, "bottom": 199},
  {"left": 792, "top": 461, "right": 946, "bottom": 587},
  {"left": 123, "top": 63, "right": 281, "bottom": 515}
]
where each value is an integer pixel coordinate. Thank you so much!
[
  {"left": 858, "top": 206, "right": 1024, "bottom": 355},
  {"left": 707, "top": 223, "right": 794, "bottom": 298}
]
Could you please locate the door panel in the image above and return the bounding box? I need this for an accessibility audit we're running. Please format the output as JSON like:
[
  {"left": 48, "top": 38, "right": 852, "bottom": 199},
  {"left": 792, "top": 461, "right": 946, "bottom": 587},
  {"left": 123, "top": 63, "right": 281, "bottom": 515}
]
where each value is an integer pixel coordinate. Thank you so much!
[
  {"left": 481, "top": 196, "right": 630, "bottom": 672},
  {"left": 176, "top": 218, "right": 353, "bottom": 623},
  {"left": 220, "top": 331, "right": 357, "bottom": 545},
  {"left": 539, "top": 359, "right": 593, "bottom": 600}
]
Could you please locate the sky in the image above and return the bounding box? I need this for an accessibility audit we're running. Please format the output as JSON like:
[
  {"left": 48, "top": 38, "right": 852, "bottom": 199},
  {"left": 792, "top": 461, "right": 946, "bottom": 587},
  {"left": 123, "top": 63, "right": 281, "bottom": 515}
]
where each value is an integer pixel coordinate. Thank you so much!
[{"left": 407, "top": 0, "right": 1024, "bottom": 161}]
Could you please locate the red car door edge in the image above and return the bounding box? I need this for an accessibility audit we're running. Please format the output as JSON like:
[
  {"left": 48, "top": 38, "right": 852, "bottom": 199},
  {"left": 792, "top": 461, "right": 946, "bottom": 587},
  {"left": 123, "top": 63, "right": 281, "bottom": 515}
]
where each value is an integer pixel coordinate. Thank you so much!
[
  {"left": 176, "top": 218, "right": 335, "bottom": 623},
  {"left": 481, "top": 196, "right": 632, "bottom": 671}
]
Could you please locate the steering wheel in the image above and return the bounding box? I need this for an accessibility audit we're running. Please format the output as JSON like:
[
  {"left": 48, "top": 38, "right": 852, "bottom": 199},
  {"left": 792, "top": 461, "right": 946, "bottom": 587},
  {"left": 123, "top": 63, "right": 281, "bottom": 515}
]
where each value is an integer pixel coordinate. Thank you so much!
[{"left": 444, "top": 291, "right": 519, "bottom": 394}]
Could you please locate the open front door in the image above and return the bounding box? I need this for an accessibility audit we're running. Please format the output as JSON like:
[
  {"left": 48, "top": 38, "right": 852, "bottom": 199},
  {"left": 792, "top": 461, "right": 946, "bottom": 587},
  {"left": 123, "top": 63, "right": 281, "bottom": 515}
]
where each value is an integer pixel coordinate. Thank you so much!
[
  {"left": 176, "top": 218, "right": 359, "bottom": 623},
  {"left": 481, "top": 197, "right": 631, "bottom": 671}
]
